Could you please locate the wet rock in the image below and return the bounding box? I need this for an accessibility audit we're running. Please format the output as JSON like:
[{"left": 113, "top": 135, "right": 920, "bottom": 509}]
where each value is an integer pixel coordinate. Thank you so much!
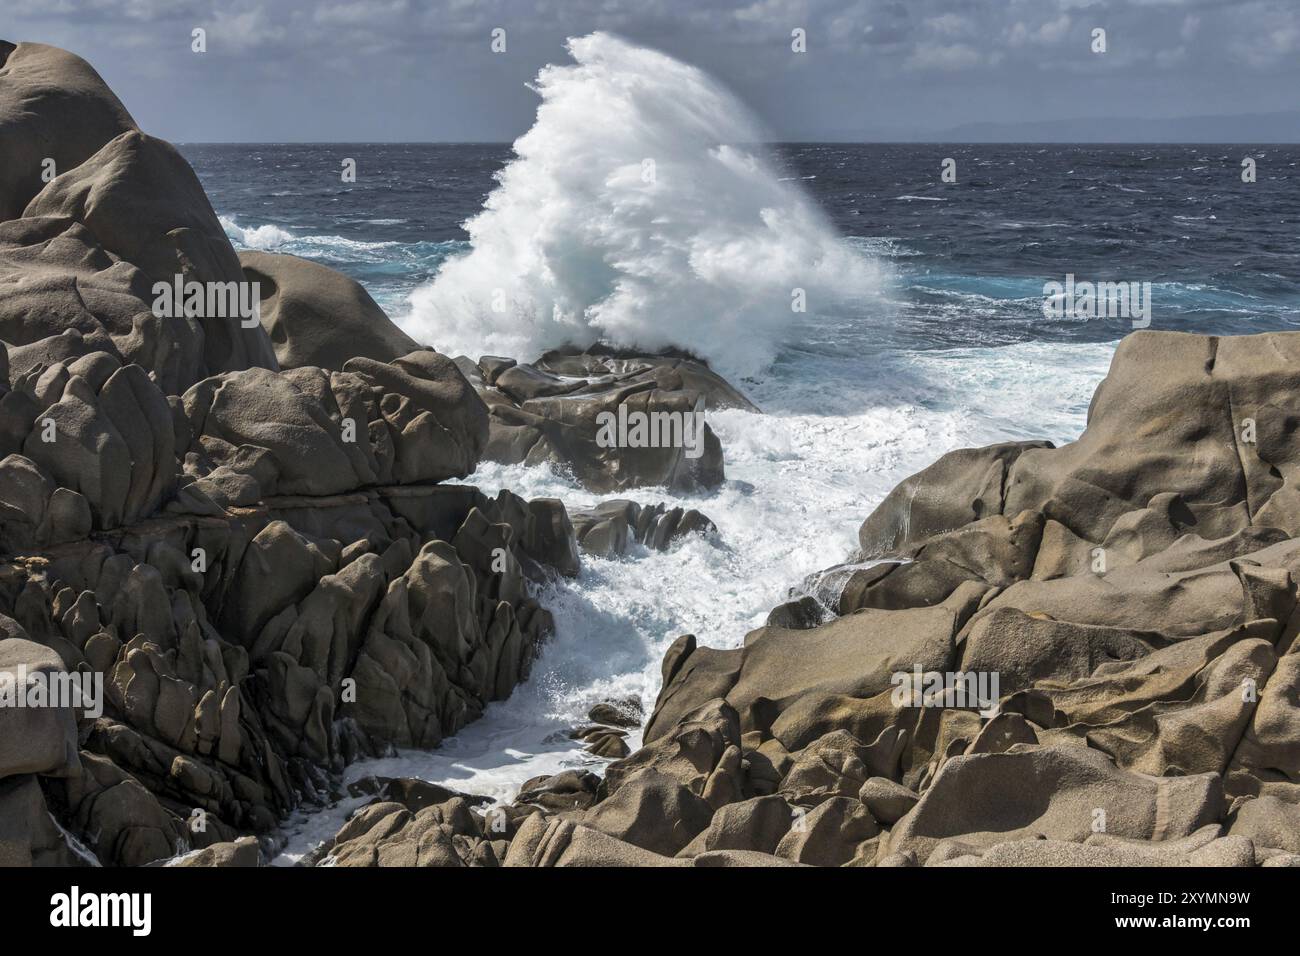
[
  {"left": 467, "top": 351, "right": 736, "bottom": 493},
  {"left": 588, "top": 697, "right": 642, "bottom": 728},
  {"left": 0, "top": 38, "right": 569, "bottom": 870},
  {"left": 570, "top": 499, "right": 717, "bottom": 557},
  {"left": 516, "top": 770, "right": 602, "bottom": 814},
  {"left": 0, "top": 775, "right": 84, "bottom": 866},
  {"left": 572, "top": 726, "right": 631, "bottom": 758}
]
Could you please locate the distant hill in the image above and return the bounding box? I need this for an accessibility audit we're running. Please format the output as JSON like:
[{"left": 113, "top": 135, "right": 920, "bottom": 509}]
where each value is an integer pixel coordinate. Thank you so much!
[{"left": 799, "top": 111, "right": 1300, "bottom": 144}]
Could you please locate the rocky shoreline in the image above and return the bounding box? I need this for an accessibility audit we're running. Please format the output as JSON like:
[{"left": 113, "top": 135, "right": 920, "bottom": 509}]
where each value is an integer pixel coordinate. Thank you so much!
[{"left": 2, "top": 40, "right": 1298, "bottom": 869}]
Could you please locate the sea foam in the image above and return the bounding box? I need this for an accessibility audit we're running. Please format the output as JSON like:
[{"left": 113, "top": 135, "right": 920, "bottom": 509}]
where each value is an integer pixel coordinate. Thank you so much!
[{"left": 399, "top": 32, "right": 883, "bottom": 380}]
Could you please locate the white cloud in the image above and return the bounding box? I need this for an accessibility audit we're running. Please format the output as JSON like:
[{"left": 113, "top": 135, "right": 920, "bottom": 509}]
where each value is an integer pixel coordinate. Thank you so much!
[
  {"left": 210, "top": 6, "right": 287, "bottom": 53},
  {"left": 924, "top": 13, "right": 972, "bottom": 36},
  {"left": 1007, "top": 13, "right": 1071, "bottom": 47},
  {"left": 904, "top": 41, "right": 983, "bottom": 71}
]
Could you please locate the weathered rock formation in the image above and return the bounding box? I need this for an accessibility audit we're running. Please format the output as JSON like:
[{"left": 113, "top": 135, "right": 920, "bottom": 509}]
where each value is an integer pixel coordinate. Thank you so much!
[
  {"left": 329, "top": 330, "right": 1300, "bottom": 867},
  {"left": 8, "top": 36, "right": 1296, "bottom": 872},
  {"left": 458, "top": 347, "right": 749, "bottom": 493},
  {"left": 0, "top": 39, "right": 579, "bottom": 867},
  {"left": 570, "top": 499, "right": 717, "bottom": 557},
  {"left": 238, "top": 250, "right": 419, "bottom": 371}
]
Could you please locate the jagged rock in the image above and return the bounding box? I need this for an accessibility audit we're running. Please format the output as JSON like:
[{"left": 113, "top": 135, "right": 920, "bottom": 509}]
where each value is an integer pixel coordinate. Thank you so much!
[
  {"left": 779, "top": 727, "right": 907, "bottom": 806},
  {"left": 723, "top": 583, "right": 985, "bottom": 749},
  {"left": 318, "top": 794, "right": 494, "bottom": 867},
  {"left": 765, "top": 595, "right": 826, "bottom": 630},
  {"left": 642, "top": 635, "right": 742, "bottom": 744},
  {"left": 774, "top": 796, "right": 879, "bottom": 866},
  {"left": 575, "top": 727, "right": 630, "bottom": 758},
  {"left": 602, "top": 698, "right": 742, "bottom": 801},
  {"left": 676, "top": 794, "right": 795, "bottom": 856},
  {"left": 346, "top": 776, "right": 492, "bottom": 811},
  {"left": 522, "top": 497, "right": 580, "bottom": 577},
  {"left": 533, "top": 345, "right": 759, "bottom": 413},
  {"left": 178, "top": 350, "right": 488, "bottom": 503},
  {"left": 18, "top": 355, "right": 177, "bottom": 532},
  {"left": 467, "top": 352, "right": 733, "bottom": 493},
  {"left": 1029, "top": 619, "right": 1277, "bottom": 776},
  {"left": 496, "top": 333, "right": 1300, "bottom": 868},
  {"left": 238, "top": 250, "right": 418, "bottom": 371},
  {"left": 570, "top": 499, "right": 717, "bottom": 557},
  {"left": 11, "top": 35, "right": 1300, "bottom": 875},
  {"left": 0, "top": 38, "right": 571, "bottom": 872},
  {"left": 1227, "top": 628, "right": 1300, "bottom": 800},
  {"left": 49, "top": 750, "right": 189, "bottom": 867},
  {"left": 958, "top": 607, "right": 1161, "bottom": 697},
  {"left": 503, "top": 813, "right": 684, "bottom": 867},
  {"left": 858, "top": 441, "right": 1051, "bottom": 559},
  {"left": 582, "top": 770, "right": 715, "bottom": 855}
]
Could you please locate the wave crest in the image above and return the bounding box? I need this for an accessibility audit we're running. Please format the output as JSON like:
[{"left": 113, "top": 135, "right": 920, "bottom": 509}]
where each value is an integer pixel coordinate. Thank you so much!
[{"left": 400, "top": 32, "right": 883, "bottom": 379}]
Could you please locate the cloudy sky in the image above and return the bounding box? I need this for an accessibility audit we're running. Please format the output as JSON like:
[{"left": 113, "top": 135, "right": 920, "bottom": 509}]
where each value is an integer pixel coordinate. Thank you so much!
[{"left": 7, "top": 0, "right": 1300, "bottom": 142}]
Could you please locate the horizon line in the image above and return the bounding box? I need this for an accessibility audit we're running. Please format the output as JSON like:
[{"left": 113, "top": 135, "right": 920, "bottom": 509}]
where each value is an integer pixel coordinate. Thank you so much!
[{"left": 176, "top": 140, "right": 1300, "bottom": 147}]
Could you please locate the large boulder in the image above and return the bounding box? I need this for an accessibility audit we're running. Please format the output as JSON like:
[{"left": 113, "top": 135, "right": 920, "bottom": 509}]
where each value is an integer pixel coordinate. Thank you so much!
[
  {"left": 886, "top": 745, "right": 1225, "bottom": 864},
  {"left": 0, "top": 632, "right": 81, "bottom": 780},
  {"left": 0, "top": 216, "right": 205, "bottom": 393},
  {"left": 19, "top": 354, "right": 177, "bottom": 531},
  {"left": 177, "top": 350, "right": 489, "bottom": 505},
  {"left": 0, "top": 41, "right": 138, "bottom": 222},
  {"left": 464, "top": 351, "right": 736, "bottom": 493},
  {"left": 238, "top": 250, "right": 418, "bottom": 371},
  {"left": 24, "top": 130, "right": 279, "bottom": 377}
]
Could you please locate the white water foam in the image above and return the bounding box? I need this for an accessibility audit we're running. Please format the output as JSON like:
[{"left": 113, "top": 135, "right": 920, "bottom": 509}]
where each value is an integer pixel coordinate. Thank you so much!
[
  {"left": 398, "top": 32, "right": 884, "bottom": 381},
  {"left": 220, "top": 215, "right": 294, "bottom": 249},
  {"left": 273, "top": 338, "right": 1116, "bottom": 863},
  {"left": 220, "top": 214, "right": 418, "bottom": 259}
]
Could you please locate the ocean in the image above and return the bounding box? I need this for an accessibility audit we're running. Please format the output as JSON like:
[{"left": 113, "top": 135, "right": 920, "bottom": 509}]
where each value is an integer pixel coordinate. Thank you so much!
[{"left": 180, "top": 138, "right": 1300, "bottom": 860}]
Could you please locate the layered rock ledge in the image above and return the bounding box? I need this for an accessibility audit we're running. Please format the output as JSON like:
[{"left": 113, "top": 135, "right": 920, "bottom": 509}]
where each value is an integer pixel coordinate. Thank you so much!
[{"left": 313, "top": 330, "right": 1300, "bottom": 868}]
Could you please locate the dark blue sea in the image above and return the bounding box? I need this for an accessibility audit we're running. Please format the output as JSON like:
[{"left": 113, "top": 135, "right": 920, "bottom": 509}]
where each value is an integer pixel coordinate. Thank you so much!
[{"left": 185, "top": 142, "right": 1300, "bottom": 351}]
